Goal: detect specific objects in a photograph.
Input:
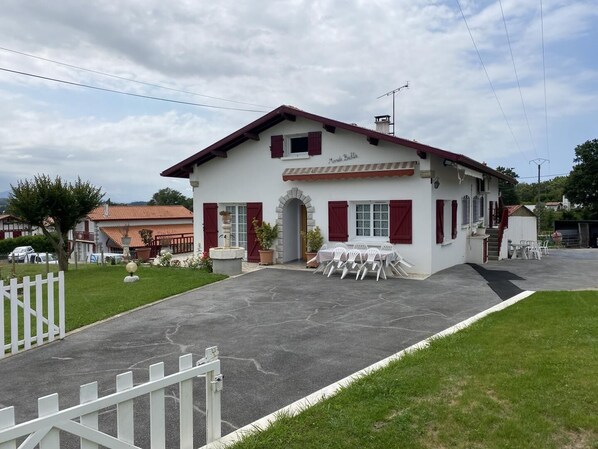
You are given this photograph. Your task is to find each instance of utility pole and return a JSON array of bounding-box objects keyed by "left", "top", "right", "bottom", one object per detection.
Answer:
[
  {"left": 529, "top": 158, "right": 549, "bottom": 233},
  {"left": 377, "top": 83, "right": 409, "bottom": 135}
]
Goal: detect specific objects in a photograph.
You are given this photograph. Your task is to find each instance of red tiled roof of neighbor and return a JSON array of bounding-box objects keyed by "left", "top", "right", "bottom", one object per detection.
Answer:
[
  {"left": 101, "top": 224, "right": 193, "bottom": 248},
  {"left": 88, "top": 205, "right": 192, "bottom": 221}
]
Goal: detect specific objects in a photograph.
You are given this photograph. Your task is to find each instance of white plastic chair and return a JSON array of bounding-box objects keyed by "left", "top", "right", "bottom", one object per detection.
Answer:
[
  {"left": 309, "top": 244, "right": 328, "bottom": 274},
  {"left": 352, "top": 241, "right": 368, "bottom": 250},
  {"left": 388, "top": 252, "right": 412, "bottom": 277},
  {"left": 325, "top": 247, "right": 347, "bottom": 277},
  {"left": 380, "top": 243, "right": 394, "bottom": 251},
  {"left": 540, "top": 240, "right": 549, "bottom": 255},
  {"left": 332, "top": 242, "right": 349, "bottom": 249},
  {"left": 341, "top": 249, "right": 364, "bottom": 279},
  {"left": 527, "top": 241, "right": 542, "bottom": 260},
  {"left": 358, "top": 248, "right": 386, "bottom": 281}
]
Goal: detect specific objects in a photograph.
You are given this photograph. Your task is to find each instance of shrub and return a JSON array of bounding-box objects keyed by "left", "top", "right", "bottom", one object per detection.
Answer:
[{"left": 0, "top": 234, "right": 57, "bottom": 255}]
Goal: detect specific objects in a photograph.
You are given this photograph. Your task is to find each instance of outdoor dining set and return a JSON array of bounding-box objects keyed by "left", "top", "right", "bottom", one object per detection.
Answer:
[
  {"left": 307, "top": 242, "right": 413, "bottom": 281},
  {"left": 509, "top": 240, "right": 549, "bottom": 260}
]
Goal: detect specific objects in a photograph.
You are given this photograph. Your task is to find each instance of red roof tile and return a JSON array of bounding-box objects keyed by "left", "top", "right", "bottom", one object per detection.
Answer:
[{"left": 89, "top": 205, "right": 192, "bottom": 222}]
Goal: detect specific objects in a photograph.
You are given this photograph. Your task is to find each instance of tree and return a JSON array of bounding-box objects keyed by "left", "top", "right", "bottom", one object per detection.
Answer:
[
  {"left": 148, "top": 188, "right": 192, "bottom": 211},
  {"left": 495, "top": 166, "right": 519, "bottom": 205},
  {"left": 7, "top": 175, "right": 104, "bottom": 271},
  {"left": 565, "top": 139, "right": 598, "bottom": 217}
]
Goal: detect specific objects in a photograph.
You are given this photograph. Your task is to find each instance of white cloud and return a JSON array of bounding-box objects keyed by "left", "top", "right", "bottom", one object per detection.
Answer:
[{"left": 0, "top": 0, "right": 596, "bottom": 199}]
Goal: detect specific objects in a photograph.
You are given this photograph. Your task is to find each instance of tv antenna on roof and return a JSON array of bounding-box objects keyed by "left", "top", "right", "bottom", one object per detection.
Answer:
[{"left": 377, "top": 82, "right": 409, "bottom": 135}]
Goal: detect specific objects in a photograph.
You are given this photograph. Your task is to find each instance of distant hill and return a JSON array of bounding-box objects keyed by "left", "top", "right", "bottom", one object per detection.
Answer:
[{"left": 0, "top": 190, "right": 9, "bottom": 199}]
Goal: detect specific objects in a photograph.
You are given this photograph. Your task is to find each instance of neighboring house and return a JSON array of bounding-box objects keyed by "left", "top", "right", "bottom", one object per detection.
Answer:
[
  {"left": 0, "top": 214, "right": 35, "bottom": 240},
  {"left": 501, "top": 205, "right": 538, "bottom": 255},
  {"left": 545, "top": 201, "right": 564, "bottom": 211},
  {"left": 161, "top": 105, "right": 515, "bottom": 276},
  {"left": 70, "top": 205, "right": 194, "bottom": 261}
]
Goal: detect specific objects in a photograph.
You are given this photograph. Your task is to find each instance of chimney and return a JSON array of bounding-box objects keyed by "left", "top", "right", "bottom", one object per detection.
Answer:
[
  {"left": 375, "top": 115, "right": 391, "bottom": 134},
  {"left": 103, "top": 203, "right": 109, "bottom": 217}
]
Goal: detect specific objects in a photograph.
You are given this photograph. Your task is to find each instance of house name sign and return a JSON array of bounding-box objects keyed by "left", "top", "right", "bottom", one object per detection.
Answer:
[{"left": 328, "top": 152, "right": 358, "bottom": 164}]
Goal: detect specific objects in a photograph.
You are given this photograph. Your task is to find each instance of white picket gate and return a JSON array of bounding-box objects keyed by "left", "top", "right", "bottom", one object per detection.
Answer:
[
  {"left": 0, "top": 348, "right": 223, "bottom": 449},
  {"left": 1, "top": 272, "right": 65, "bottom": 358}
]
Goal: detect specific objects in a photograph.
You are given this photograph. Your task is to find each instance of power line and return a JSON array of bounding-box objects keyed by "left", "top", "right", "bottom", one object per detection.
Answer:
[
  {"left": 0, "top": 45, "right": 272, "bottom": 109},
  {"left": 454, "top": 0, "right": 531, "bottom": 164},
  {"left": 519, "top": 172, "right": 568, "bottom": 179},
  {"left": 498, "top": 0, "right": 538, "bottom": 158},
  {"left": 540, "top": 0, "right": 550, "bottom": 160},
  {"left": 0, "top": 66, "right": 267, "bottom": 113}
]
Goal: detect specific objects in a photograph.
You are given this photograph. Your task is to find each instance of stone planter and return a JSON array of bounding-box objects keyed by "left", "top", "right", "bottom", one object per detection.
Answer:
[{"left": 475, "top": 227, "right": 486, "bottom": 236}]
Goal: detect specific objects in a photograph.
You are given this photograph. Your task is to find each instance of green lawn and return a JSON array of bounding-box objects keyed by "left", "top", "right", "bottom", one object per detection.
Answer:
[
  {"left": 229, "top": 291, "right": 598, "bottom": 449},
  {"left": 2, "top": 263, "right": 226, "bottom": 344}
]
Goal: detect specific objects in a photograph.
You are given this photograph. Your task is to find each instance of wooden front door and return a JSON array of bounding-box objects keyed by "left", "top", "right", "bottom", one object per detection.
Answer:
[{"left": 301, "top": 204, "right": 307, "bottom": 261}]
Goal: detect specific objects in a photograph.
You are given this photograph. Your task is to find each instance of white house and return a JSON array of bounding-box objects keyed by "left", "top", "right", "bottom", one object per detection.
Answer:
[
  {"left": 501, "top": 205, "right": 538, "bottom": 255},
  {"left": 162, "top": 106, "right": 515, "bottom": 276}
]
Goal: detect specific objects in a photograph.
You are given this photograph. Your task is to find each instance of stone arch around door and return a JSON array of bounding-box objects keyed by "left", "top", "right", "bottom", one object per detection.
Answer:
[{"left": 276, "top": 187, "right": 314, "bottom": 263}]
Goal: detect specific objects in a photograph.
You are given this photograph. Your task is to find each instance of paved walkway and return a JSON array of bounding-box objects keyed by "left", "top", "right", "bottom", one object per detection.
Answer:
[{"left": 1, "top": 248, "right": 596, "bottom": 447}]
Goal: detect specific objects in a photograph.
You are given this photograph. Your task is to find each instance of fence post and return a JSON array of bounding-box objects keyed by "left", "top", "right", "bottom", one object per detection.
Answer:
[
  {"left": 35, "top": 274, "right": 43, "bottom": 346},
  {"left": 0, "top": 281, "right": 5, "bottom": 359},
  {"left": 149, "top": 362, "right": 166, "bottom": 449},
  {"left": 23, "top": 276, "right": 31, "bottom": 350},
  {"left": 47, "top": 273, "right": 55, "bottom": 342},
  {"left": 0, "top": 406, "right": 16, "bottom": 449},
  {"left": 58, "top": 271, "right": 65, "bottom": 339},
  {"left": 80, "top": 382, "right": 99, "bottom": 449},
  {"left": 116, "top": 372, "right": 134, "bottom": 444},
  {"left": 204, "top": 347, "right": 222, "bottom": 444},
  {"left": 179, "top": 354, "right": 194, "bottom": 449},
  {"left": 38, "top": 394, "right": 60, "bottom": 448},
  {"left": 9, "top": 278, "right": 18, "bottom": 355}
]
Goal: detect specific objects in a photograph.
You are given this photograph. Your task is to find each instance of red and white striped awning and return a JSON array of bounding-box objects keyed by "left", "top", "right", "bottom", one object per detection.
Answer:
[{"left": 282, "top": 161, "right": 417, "bottom": 182}]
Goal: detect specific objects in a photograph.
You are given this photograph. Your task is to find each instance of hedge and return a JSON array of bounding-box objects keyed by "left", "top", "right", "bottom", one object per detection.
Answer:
[{"left": 0, "top": 234, "right": 57, "bottom": 255}]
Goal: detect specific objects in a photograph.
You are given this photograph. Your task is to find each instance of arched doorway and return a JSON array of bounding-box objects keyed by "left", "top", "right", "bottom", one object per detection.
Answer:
[{"left": 276, "top": 187, "right": 314, "bottom": 263}]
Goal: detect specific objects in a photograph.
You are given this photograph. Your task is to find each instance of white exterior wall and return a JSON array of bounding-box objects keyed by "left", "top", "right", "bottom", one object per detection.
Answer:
[{"left": 189, "top": 117, "right": 500, "bottom": 276}]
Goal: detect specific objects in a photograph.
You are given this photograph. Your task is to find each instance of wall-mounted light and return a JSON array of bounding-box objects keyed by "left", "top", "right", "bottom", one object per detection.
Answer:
[
  {"left": 443, "top": 159, "right": 456, "bottom": 167},
  {"left": 431, "top": 176, "right": 440, "bottom": 189}
]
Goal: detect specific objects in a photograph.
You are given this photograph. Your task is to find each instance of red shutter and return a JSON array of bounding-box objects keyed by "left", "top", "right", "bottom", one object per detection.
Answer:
[
  {"left": 246, "top": 202, "right": 263, "bottom": 262},
  {"left": 389, "top": 200, "right": 412, "bottom": 244},
  {"left": 0, "top": 231, "right": 5, "bottom": 240},
  {"left": 451, "top": 200, "right": 458, "bottom": 239},
  {"left": 13, "top": 230, "right": 22, "bottom": 238},
  {"left": 328, "top": 201, "right": 348, "bottom": 242},
  {"left": 436, "top": 200, "right": 444, "bottom": 244},
  {"left": 270, "top": 135, "right": 283, "bottom": 158},
  {"left": 307, "top": 131, "right": 322, "bottom": 155},
  {"left": 203, "top": 203, "right": 218, "bottom": 251}
]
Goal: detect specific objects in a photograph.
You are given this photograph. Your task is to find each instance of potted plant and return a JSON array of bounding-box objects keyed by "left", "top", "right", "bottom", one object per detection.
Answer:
[
  {"left": 137, "top": 228, "right": 153, "bottom": 262},
  {"left": 252, "top": 218, "right": 279, "bottom": 265},
  {"left": 475, "top": 222, "right": 486, "bottom": 236},
  {"left": 303, "top": 226, "right": 324, "bottom": 268}
]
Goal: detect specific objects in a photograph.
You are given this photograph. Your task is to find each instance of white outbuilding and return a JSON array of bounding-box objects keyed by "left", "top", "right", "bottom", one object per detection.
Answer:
[{"left": 162, "top": 106, "right": 515, "bottom": 277}]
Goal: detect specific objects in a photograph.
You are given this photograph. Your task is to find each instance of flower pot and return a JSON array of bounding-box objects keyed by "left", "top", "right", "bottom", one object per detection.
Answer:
[
  {"left": 475, "top": 227, "right": 486, "bottom": 236},
  {"left": 258, "top": 249, "right": 274, "bottom": 265},
  {"left": 136, "top": 246, "right": 151, "bottom": 262},
  {"left": 305, "top": 251, "right": 319, "bottom": 268}
]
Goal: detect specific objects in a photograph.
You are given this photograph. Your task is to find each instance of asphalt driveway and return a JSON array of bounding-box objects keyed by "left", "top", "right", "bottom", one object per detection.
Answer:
[{"left": 1, "top": 248, "right": 596, "bottom": 447}]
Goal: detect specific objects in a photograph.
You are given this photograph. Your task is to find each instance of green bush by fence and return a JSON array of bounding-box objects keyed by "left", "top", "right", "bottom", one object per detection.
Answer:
[{"left": 0, "top": 234, "right": 57, "bottom": 255}]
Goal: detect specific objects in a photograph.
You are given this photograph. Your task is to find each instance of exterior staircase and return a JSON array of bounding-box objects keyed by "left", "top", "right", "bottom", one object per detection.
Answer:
[{"left": 487, "top": 227, "right": 500, "bottom": 260}]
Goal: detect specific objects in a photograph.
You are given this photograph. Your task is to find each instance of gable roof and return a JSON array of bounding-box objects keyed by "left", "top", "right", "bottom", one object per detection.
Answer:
[
  {"left": 161, "top": 105, "right": 516, "bottom": 183},
  {"left": 506, "top": 205, "right": 536, "bottom": 217},
  {"left": 88, "top": 205, "right": 192, "bottom": 222}
]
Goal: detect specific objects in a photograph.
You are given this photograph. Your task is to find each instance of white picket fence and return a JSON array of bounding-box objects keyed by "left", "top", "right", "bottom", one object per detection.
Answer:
[
  {"left": 0, "top": 348, "right": 223, "bottom": 449},
  {"left": 1, "top": 272, "right": 65, "bottom": 358}
]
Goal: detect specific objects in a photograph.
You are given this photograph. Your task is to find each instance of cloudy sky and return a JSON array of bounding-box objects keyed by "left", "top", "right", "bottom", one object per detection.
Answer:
[{"left": 1, "top": 0, "right": 596, "bottom": 202}]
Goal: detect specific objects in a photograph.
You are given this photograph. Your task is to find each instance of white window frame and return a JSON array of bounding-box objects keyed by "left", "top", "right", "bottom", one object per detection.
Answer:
[
  {"left": 283, "top": 133, "right": 309, "bottom": 158},
  {"left": 461, "top": 195, "right": 471, "bottom": 226},
  {"left": 350, "top": 201, "right": 389, "bottom": 241},
  {"left": 223, "top": 204, "right": 247, "bottom": 249}
]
